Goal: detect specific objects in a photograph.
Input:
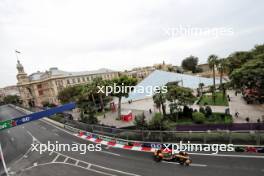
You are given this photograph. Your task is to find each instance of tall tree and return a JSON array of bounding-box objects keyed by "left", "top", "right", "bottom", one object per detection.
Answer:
[
  {"left": 230, "top": 56, "right": 264, "bottom": 98},
  {"left": 81, "top": 84, "right": 97, "bottom": 107},
  {"left": 208, "top": 54, "right": 218, "bottom": 103},
  {"left": 93, "top": 77, "right": 106, "bottom": 112},
  {"left": 153, "top": 91, "right": 167, "bottom": 115},
  {"left": 226, "top": 51, "right": 253, "bottom": 75},
  {"left": 181, "top": 55, "right": 199, "bottom": 73},
  {"left": 58, "top": 85, "right": 82, "bottom": 104},
  {"left": 111, "top": 76, "right": 137, "bottom": 119},
  {"left": 166, "top": 85, "right": 195, "bottom": 120},
  {"left": 209, "top": 85, "right": 216, "bottom": 104},
  {"left": 217, "top": 58, "right": 228, "bottom": 86},
  {"left": 3, "top": 95, "right": 20, "bottom": 105}
]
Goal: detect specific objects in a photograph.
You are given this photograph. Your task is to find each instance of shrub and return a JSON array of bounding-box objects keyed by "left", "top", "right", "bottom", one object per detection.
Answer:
[
  {"left": 199, "top": 107, "right": 206, "bottom": 114},
  {"left": 148, "top": 113, "right": 170, "bottom": 130},
  {"left": 192, "top": 112, "right": 206, "bottom": 124},
  {"left": 205, "top": 106, "right": 212, "bottom": 117},
  {"left": 134, "top": 113, "right": 147, "bottom": 130},
  {"left": 183, "top": 106, "right": 193, "bottom": 118}
]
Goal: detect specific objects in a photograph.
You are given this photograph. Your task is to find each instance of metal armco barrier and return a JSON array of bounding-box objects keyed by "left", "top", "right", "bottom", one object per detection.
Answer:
[{"left": 76, "top": 131, "right": 264, "bottom": 154}]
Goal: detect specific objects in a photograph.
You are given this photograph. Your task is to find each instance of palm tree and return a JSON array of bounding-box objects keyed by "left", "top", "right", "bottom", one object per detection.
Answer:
[
  {"left": 209, "top": 85, "right": 216, "bottom": 105},
  {"left": 81, "top": 84, "right": 96, "bottom": 106},
  {"left": 111, "top": 76, "right": 137, "bottom": 119},
  {"left": 219, "top": 83, "right": 227, "bottom": 99},
  {"left": 217, "top": 58, "right": 227, "bottom": 87},
  {"left": 208, "top": 54, "right": 219, "bottom": 103},
  {"left": 93, "top": 77, "right": 106, "bottom": 112},
  {"left": 208, "top": 55, "right": 219, "bottom": 88},
  {"left": 217, "top": 58, "right": 228, "bottom": 99}
]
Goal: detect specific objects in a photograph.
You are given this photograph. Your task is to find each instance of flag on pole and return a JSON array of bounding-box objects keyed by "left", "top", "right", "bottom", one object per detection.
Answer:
[{"left": 15, "top": 50, "right": 21, "bottom": 54}]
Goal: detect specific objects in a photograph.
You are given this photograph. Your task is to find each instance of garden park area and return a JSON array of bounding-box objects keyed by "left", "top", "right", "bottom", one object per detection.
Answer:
[{"left": 198, "top": 92, "right": 229, "bottom": 106}]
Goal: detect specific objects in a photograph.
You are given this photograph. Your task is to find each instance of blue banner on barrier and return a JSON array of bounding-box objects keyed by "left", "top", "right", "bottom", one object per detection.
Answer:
[{"left": 14, "top": 103, "right": 76, "bottom": 126}]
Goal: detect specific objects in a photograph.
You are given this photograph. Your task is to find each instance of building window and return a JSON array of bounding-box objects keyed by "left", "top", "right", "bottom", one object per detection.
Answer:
[
  {"left": 82, "top": 77, "right": 85, "bottom": 82},
  {"left": 67, "top": 80, "right": 70, "bottom": 84},
  {"left": 77, "top": 78, "right": 80, "bottom": 83},
  {"left": 37, "top": 84, "right": 42, "bottom": 89},
  {"left": 38, "top": 90, "right": 43, "bottom": 96},
  {"left": 72, "top": 78, "right": 76, "bottom": 84}
]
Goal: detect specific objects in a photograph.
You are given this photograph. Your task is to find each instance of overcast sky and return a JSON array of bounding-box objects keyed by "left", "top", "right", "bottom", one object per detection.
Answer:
[{"left": 0, "top": 0, "right": 264, "bottom": 87}]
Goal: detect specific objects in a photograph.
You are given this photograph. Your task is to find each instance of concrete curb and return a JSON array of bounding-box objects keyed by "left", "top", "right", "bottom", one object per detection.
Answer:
[{"left": 75, "top": 132, "right": 156, "bottom": 152}]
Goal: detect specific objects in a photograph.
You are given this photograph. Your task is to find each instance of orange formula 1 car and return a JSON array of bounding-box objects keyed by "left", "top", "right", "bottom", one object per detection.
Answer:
[{"left": 153, "top": 150, "right": 192, "bottom": 166}]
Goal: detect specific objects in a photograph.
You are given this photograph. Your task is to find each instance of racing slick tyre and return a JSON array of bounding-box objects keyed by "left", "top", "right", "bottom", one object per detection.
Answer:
[
  {"left": 185, "top": 159, "right": 191, "bottom": 166},
  {"left": 153, "top": 156, "right": 162, "bottom": 162}
]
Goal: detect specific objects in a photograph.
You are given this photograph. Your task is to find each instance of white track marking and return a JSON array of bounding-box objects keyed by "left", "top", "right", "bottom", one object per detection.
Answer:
[
  {"left": 26, "top": 130, "right": 40, "bottom": 143},
  {"left": 63, "top": 157, "right": 69, "bottom": 163},
  {"left": 75, "top": 160, "right": 79, "bottom": 166},
  {"left": 23, "top": 162, "right": 116, "bottom": 176},
  {"left": 189, "top": 152, "right": 264, "bottom": 159},
  {"left": 14, "top": 131, "right": 37, "bottom": 164},
  {"left": 52, "top": 154, "right": 60, "bottom": 163},
  {"left": 0, "top": 143, "right": 10, "bottom": 176},
  {"left": 72, "top": 141, "right": 121, "bottom": 157},
  {"left": 23, "top": 130, "right": 140, "bottom": 176},
  {"left": 73, "top": 141, "right": 121, "bottom": 156},
  {"left": 99, "top": 150, "right": 121, "bottom": 157},
  {"left": 190, "top": 163, "right": 208, "bottom": 167},
  {"left": 87, "top": 163, "right": 92, "bottom": 169},
  {"left": 162, "top": 161, "right": 207, "bottom": 167}
]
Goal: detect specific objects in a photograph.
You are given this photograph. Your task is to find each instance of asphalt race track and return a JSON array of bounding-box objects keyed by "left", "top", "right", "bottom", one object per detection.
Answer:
[{"left": 0, "top": 105, "right": 263, "bottom": 176}]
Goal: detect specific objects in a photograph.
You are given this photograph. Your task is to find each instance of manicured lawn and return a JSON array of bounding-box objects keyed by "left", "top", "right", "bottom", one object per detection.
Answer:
[
  {"left": 199, "top": 92, "right": 229, "bottom": 106},
  {"left": 206, "top": 113, "right": 233, "bottom": 124}
]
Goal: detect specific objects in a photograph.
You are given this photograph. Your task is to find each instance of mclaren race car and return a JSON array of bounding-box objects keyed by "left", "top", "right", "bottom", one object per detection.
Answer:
[{"left": 153, "top": 150, "right": 192, "bottom": 166}]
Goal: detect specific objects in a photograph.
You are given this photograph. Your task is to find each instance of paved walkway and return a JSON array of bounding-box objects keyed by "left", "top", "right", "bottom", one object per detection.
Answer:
[
  {"left": 98, "top": 90, "right": 264, "bottom": 127},
  {"left": 228, "top": 90, "right": 264, "bottom": 123},
  {"left": 97, "top": 109, "right": 153, "bottom": 128},
  {"left": 122, "top": 97, "right": 228, "bottom": 113}
]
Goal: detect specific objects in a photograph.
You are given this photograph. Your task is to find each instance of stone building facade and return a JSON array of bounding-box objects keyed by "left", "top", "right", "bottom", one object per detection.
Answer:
[{"left": 16, "top": 60, "right": 119, "bottom": 107}]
